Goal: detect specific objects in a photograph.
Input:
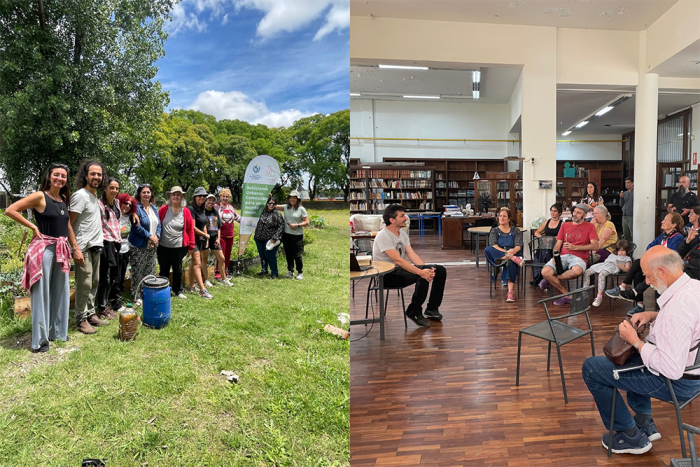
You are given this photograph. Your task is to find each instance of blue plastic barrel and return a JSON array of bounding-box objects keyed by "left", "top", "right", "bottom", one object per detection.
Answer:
[{"left": 142, "top": 277, "right": 171, "bottom": 328}]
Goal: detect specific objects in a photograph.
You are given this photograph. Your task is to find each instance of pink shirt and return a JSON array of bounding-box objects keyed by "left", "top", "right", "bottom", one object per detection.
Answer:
[
  {"left": 640, "top": 273, "right": 700, "bottom": 379},
  {"left": 21, "top": 235, "right": 71, "bottom": 292}
]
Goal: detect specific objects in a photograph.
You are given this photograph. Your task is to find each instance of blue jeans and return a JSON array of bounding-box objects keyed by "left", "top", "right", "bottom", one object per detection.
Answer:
[
  {"left": 484, "top": 246, "right": 520, "bottom": 283},
  {"left": 582, "top": 355, "right": 700, "bottom": 431},
  {"left": 255, "top": 239, "right": 280, "bottom": 276}
]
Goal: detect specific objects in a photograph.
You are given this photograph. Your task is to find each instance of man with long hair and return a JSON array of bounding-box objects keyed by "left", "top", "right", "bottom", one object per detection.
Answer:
[{"left": 69, "top": 159, "right": 109, "bottom": 334}]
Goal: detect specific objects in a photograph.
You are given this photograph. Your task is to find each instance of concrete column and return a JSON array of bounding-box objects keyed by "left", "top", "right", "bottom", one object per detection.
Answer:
[
  {"left": 520, "top": 28, "right": 558, "bottom": 243},
  {"left": 633, "top": 36, "right": 659, "bottom": 251}
]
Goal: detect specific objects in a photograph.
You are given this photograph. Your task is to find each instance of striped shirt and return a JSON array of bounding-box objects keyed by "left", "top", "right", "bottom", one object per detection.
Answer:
[{"left": 641, "top": 273, "right": 700, "bottom": 379}]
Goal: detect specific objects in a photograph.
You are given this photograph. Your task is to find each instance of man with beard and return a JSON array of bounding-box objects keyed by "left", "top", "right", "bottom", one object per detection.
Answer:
[
  {"left": 540, "top": 204, "right": 599, "bottom": 305},
  {"left": 69, "top": 160, "right": 109, "bottom": 334},
  {"left": 582, "top": 246, "right": 700, "bottom": 455},
  {"left": 667, "top": 175, "right": 699, "bottom": 225}
]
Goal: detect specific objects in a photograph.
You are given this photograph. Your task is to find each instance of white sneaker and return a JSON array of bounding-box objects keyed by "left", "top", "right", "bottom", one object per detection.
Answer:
[
  {"left": 592, "top": 296, "right": 603, "bottom": 307},
  {"left": 204, "top": 280, "right": 214, "bottom": 288},
  {"left": 222, "top": 278, "right": 233, "bottom": 287},
  {"left": 285, "top": 271, "right": 295, "bottom": 279},
  {"left": 134, "top": 299, "right": 142, "bottom": 308},
  {"left": 177, "top": 293, "right": 187, "bottom": 299},
  {"left": 295, "top": 273, "right": 303, "bottom": 281}
]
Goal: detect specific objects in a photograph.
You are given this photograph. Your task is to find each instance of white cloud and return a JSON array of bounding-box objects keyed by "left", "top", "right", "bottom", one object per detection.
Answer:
[
  {"left": 168, "top": 3, "right": 208, "bottom": 35},
  {"left": 189, "top": 90, "right": 315, "bottom": 128},
  {"left": 236, "top": 0, "right": 349, "bottom": 39}
]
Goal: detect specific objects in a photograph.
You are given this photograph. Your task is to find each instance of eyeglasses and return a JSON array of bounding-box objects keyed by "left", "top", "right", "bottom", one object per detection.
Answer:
[
  {"left": 267, "top": 202, "right": 277, "bottom": 206},
  {"left": 138, "top": 184, "right": 151, "bottom": 190}
]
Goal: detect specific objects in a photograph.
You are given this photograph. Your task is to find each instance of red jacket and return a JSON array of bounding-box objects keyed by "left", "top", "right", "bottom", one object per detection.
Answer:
[{"left": 158, "top": 205, "right": 195, "bottom": 250}]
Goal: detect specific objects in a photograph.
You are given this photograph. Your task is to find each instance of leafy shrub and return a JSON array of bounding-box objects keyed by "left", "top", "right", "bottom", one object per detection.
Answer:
[
  {"left": 303, "top": 230, "right": 316, "bottom": 246},
  {"left": 309, "top": 215, "right": 329, "bottom": 229}
]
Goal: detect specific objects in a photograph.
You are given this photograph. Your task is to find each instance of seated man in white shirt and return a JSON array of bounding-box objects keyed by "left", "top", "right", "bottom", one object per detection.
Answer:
[
  {"left": 581, "top": 246, "right": 700, "bottom": 455},
  {"left": 372, "top": 204, "right": 447, "bottom": 327}
]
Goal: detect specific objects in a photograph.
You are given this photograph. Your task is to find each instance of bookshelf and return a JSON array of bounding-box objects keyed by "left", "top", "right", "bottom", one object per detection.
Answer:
[
  {"left": 349, "top": 164, "right": 435, "bottom": 214},
  {"left": 555, "top": 178, "right": 589, "bottom": 208},
  {"left": 555, "top": 161, "right": 624, "bottom": 203}
]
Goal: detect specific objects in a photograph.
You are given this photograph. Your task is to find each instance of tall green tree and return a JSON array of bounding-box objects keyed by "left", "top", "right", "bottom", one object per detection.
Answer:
[
  {"left": 289, "top": 109, "right": 350, "bottom": 200},
  {"left": 0, "top": 0, "right": 172, "bottom": 193}
]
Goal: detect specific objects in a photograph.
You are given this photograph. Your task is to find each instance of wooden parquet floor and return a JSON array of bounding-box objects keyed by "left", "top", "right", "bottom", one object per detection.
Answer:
[{"left": 350, "top": 234, "right": 699, "bottom": 466}]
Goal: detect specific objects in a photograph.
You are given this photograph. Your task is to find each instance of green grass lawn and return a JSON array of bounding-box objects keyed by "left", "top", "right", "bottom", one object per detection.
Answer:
[{"left": 0, "top": 210, "right": 350, "bottom": 466}]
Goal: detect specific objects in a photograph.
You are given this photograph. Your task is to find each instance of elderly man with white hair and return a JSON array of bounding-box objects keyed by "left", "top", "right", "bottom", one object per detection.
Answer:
[{"left": 582, "top": 246, "right": 700, "bottom": 455}]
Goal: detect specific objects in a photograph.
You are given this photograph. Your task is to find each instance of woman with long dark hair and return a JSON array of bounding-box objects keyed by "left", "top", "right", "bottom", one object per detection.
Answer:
[
  {"left": 581, "top": 182, "right": 604, "bottom": 221},
  {"left": 128, "top": 183, "right": 161, "bottom": 307},
  {"left": 187, "top": 187, "right": 213, "bottom": 299},
  {"left": 254, "top": 196, "right": 285, "bottom": 279},
  {"left": 277, "top": 190, "right": 308, "bottom": 280},
  {"left": 5, "top": 163, "right": 74, "bottom": 352},
  {"left": 95, "top": 177, "right": 122, "bottom": 320}
]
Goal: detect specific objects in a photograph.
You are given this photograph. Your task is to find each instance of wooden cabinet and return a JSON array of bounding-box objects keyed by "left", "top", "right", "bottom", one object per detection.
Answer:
[
  {"left": 556, "top": 178, "right": 588, "bottom": 208},
  {"left": 442, "top": 217, "right": 464, "bottom": 249}
]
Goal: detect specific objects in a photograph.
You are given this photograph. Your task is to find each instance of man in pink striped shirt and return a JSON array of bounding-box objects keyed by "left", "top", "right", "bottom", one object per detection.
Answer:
[{"left": 582, "top": 246, "right": 700, "bottom": 455}]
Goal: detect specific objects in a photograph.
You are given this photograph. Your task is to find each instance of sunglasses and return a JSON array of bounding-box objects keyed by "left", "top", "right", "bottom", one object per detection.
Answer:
[
  {"left": 138, "top": 184, "right": 152, "bottom": 190},
  {"left": 267, "top": 202, "right": 277, "bottom": 206}
]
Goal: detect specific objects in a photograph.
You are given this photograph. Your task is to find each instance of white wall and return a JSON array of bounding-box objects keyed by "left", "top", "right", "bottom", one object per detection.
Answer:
[
  {"left": 556, "top": 134, "right": 623, "bottom": 161},
  {"left": 693, "top": 104, "right": 700, "bottom": 170},
  {"left": 351, "top": 99, "right": 511, "bottom": 162}
]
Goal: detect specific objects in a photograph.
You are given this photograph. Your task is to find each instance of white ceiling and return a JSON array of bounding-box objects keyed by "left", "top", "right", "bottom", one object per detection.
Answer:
[
  {"left": 351, "top": 0, "right": 679, "bottom": 31},
  {"left": 350, "top": 65, "right": 523, "bottom": 103},
  {"left": 651, "top": 39, "right": 700, "bottom": 78}
]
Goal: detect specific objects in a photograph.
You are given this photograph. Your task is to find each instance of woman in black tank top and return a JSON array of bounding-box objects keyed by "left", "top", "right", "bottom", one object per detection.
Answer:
[
  {"left": 4, "top": 163, "right": 72, "bottom": 352},
  {"left": 535, "top": 203, "right": 564, "bottom": 238}
]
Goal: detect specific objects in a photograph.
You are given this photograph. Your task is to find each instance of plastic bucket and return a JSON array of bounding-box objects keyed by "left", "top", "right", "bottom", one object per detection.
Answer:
[{"left": 142, "top": 276, "right": 171, "bottom": 329}]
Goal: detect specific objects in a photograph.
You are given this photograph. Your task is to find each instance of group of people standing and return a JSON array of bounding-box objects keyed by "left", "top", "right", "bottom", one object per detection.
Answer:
[{"left": 5, "top": 161, "right": 310, "bottom": 352}]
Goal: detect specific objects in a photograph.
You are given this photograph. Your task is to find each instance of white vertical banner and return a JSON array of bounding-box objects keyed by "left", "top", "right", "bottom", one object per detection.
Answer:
[{"left": 238, "top": 155, "right": 280, "bottom": 255}]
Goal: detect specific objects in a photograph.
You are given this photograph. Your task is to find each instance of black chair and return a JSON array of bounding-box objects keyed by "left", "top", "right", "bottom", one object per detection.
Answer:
[
  {"left": 608, "top": 343, "right": 700, "bottom": 458},
  {"left": 516, "top": 285, "right": 595, "bottom": 403},
  {"left": 485, "top": 233, "right": 521, "bottom": 299},
  {"left": 671, "top": 423, "right": 700, "bottom": 467},
  {"left": 520, "top": 236, "right": 556, "bottom": 298},
  {"left": 365, "top": 278, "right": 409, "bottom": 329}
]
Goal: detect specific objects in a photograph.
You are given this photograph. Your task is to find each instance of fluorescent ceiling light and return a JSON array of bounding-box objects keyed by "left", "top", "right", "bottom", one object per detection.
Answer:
[
  {"left": 472, "top": 70, "right": 481, "bottom": 83},
  {"left": 403, "top": 95, "right": 440, "bottom": 99},
  {"left": 575, "top": 121, "right": 589, "bottom": 129},
  {"left": 350, "top": 93, "right": 361, "bottom": 97},
  {"left": 378, "top": 64, "right": 429, "bottom": 70},
  {"left": 595, "top": 106, "right": 614, "bottom": 117},
  {"left": 472, "top": 90, "right": 480, "bottom": 100},
  {"left": 562, "top": 131, "right": 572, "bottom": 136}
]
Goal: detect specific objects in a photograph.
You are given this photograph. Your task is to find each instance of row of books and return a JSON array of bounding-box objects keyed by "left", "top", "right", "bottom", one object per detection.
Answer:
[
  {"left": 369, "top": 180, "right": 432, "bottom": 188},
  {"left": 350, "top": 181, "right": 366, "bottom": 188},
  {"left": 350, "top": 193, "right": 367, "bottom": 200},
  {"left": 368, "top": 191, "right": 433, "bottom": 200}
]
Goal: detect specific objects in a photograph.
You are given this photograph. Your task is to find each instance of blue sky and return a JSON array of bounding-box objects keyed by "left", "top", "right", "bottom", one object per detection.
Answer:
[{"left": 156, "top": 0, "right": 349, "bottom": 128}]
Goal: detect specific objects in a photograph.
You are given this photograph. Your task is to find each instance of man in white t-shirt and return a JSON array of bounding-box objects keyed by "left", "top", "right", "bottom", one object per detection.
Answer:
[
  {"left": 372, "top": 204, "right": 447, "bottom": 327},
  {"left": 69, "top": 160, "right": 108, "bottom": 334}
]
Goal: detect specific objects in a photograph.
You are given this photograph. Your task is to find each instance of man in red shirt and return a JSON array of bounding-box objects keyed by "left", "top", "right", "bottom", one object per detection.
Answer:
[{"left": 541, "top": 204, "right": 599, "bottom": 305}]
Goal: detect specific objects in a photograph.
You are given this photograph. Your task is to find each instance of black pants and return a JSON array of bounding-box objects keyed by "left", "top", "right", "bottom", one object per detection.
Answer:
[
  {"left": 283, "top": 232, "right": 303, "bottom": 274},
  {"left": 382, "top": 265, "right": 447, "bottom": 316},
  {"left": 622, "top": 258, "right": 650, "bottom": 295},
  {"left": 114, "top": 250, "right": 130, "bottom": 309},
  {"left": 96, "top": 245, "right": 120, "bottom": 313},
  {"left": 157, "top": 246, "right": 188, "bottom": 295}
]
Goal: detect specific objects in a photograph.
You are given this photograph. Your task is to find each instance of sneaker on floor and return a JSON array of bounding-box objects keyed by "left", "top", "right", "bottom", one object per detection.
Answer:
[
  {"left": 222, "top": 278, "right": 233, "bottom": 287},
  {"left": 539, "top": 279, "right": 550, "bottom": 291},
  {"left": 96, "top": 310, "right": 112, "bottom": 321},
  {"left": 627, "top": 303, "right": 645, "bottom": 316},
  {"left": 204, "top": 280, "right": 214, "bottom": 288},
  {"left": 133, "top": 299, "right": 142, "bottom": 308},
  {"left": 506, "top": 290, "right": 516, "bottom": 302},
  {"left": 88, "top": 314, "right": 109, "bottom": 327},
  {"left": 637, "top": 419, "right": 661, "bottom": 442},
  {"left": 501, "top": 281, "right": 508, "bottom": 287},
  {"left": 618, "top": 287, "right": 639, "bottom": 303},
  {"left": 199, "top": 289, "right": 213, "bottom": 300},
  {"left": 602, "top": 429, "right": 652, "bottom": 455},
  {"left": 285, "top": 271, "right": 295, "bottom": 279},
  {"left": 177, "top": 293, "right": 187, "bottom": 299},
  {"left": 269, "top": 274, "right": 278, "bottom": 279},
  {"left": 605, "top": 286, "right": 621, "bottom": 299},
  {"left": 592, "top": 296, "right": 603, "bottom": 307},
  {"left": 32, "top": 343, "right": 50, "bottom": 353},
  {"left": 424, "top": 309, "right": 443, "bottom": 320},
  {"left": 511, "top": 256, "right": 523, "bottom": 267},
  {"left": 553, "top": 297, "right": 573, "bottom": 306},
  {"left": 406, "top": 312, "right": 430, "bottom": 327},
  {"left": 256, "top": 271, "right": 268, "bottom": 277},
  {"left": 295, "top": 273, "right": 303, "bottom": 281},
  {"left": 77, "top": 319, "right": 97, "bottom": 334}
]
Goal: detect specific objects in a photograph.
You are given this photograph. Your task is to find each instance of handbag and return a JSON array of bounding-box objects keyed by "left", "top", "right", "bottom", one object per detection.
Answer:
[{"left": 603, "top": 318, "right": 644, "bottom": 365}]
